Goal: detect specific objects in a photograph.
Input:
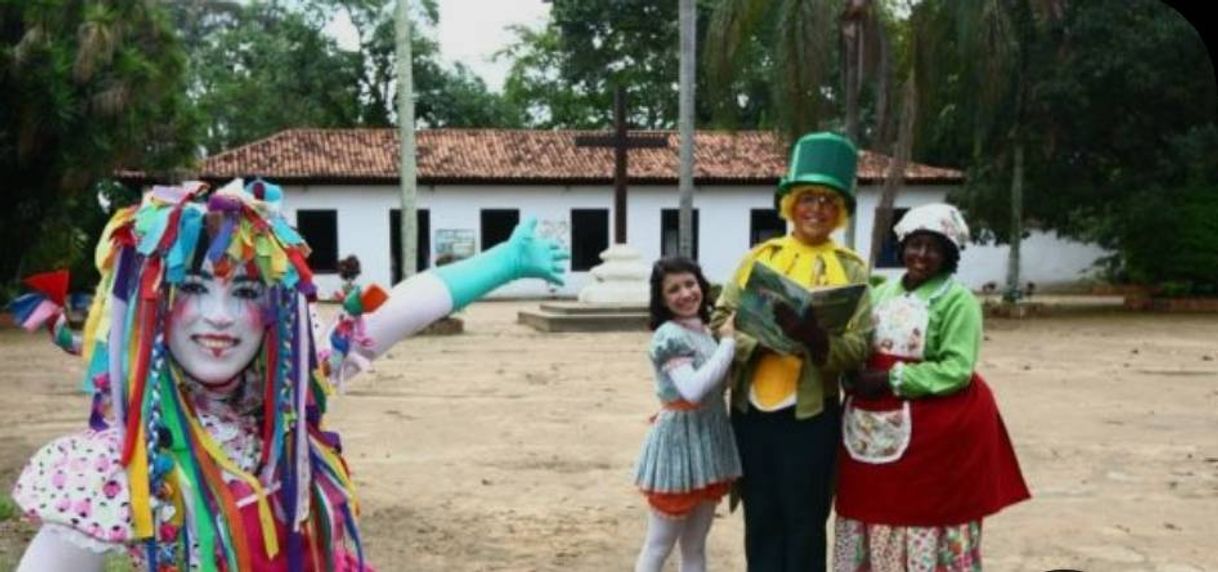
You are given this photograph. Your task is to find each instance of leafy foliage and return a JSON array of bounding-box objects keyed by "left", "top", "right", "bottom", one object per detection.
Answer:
[
  {"left": 500, "top": 0, "right": 771, "bottom": 129},
  {"left": 1, "top": 0, "right": 200, "bottom": 287},
  {"left": 182, "top": 0, "right": 522, "bottom": 155}
]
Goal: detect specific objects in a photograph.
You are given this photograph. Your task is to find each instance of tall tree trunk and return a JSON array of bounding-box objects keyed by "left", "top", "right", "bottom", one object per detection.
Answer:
[
  {"left": 396, "top": 0, "right": 418, "bottom": 278},
  {"left": 1004, "top": 140, "right": 1024, "bottom": 303},
  {"left": 869, "top": 73, "right": 917, "bottom": 268},
  {"left": 841, "top": 0, "right": 866, "bottom": 250},
  {"left": 677, "top": 0, "right": 696, "bottom": 259},
  {"left": 872, "top": 14, "right": 892, "bottom": 150}
]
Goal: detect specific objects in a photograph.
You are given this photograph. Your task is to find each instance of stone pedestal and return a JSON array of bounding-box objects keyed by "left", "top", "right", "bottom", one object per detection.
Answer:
[
  {"left": 577, "top": 243, "right": 651, "bottom": 305},
  {"left": 517, "top": 302, "right": 648, "bottom": 332},
  {"left": 517, "top": 244, "right": 651, "bottom": 332}
]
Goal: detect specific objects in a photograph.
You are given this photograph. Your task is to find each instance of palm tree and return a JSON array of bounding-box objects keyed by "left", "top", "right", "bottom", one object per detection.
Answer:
[
  {"left": 677, "top": 0, "right": 696, "bottom": 259},
  {"left": 930, "top": 0, "right": 1065, "bottom": 302},
  {"left": 705, "top": 0, "right": 895, "bottom": 251},
  {"left": 868, "top": 69, "right": 917, "bottom": 267},
  {"left": 840, "top": 0, "right": 890, "bottom": 250},
  {"left": 867, "top": 1, "right": 953, "bottom": 268},
  {"left": 396, "top": 0, "right": 418, "bottom": 278},
  {"left": 705, "top": 0, "right": 838, "bottom": 143}
]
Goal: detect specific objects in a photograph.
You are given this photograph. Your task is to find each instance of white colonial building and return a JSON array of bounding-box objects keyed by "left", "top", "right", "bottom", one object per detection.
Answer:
[{"left": 184, "top": 128, "right": 1105, "bottom": 298}]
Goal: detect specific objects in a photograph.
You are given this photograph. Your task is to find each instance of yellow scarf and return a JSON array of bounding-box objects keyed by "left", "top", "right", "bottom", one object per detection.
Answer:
[{"left": 737, "top": 235, "right": 851, "bottom": 409}]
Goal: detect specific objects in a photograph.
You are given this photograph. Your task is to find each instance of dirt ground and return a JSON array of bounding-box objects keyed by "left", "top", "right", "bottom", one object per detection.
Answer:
[{"left": 0, "top": 301, "right": 1215, "bottom": 571}]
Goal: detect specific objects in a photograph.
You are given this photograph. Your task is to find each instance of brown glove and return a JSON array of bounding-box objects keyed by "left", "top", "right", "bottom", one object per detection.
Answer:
[
  {"left": 772, "top": 301, "right": 830, "bottom": 366},
  {"left": 844, "top": 369, "right": 892, "bottom": 399}
]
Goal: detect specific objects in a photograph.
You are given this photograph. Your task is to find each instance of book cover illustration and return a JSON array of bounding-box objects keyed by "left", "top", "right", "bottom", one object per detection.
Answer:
[{"left": 735, "top": 262, "right": 867, "bottom": 355}]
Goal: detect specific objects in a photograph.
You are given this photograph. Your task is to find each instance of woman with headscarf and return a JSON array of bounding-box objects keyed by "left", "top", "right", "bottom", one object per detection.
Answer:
[
  {"left": 833, "top": 203, "right": 1030, "bottom": 571},
  {"left": 10, "top": 179, "right": 567, "bottom": 571}
]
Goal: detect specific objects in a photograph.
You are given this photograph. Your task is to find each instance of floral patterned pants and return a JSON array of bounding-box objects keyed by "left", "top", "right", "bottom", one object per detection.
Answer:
[{"left": 833, "top": 517, "right": 983, "bottom": 572}]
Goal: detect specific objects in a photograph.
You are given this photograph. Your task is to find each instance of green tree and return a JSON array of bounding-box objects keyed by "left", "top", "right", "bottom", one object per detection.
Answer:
[
  {"left": 910, "top": 0, "right": 1073, "bottom": 300},
  {"left": 188, "top": 1, "right": 364, "bottom": 154},
  {"left": 500, "top": 0, "right": 770, "bottom": 129},
  {"left": 704, "top": 0, "right": 898, "bottom": 144},
  {"left": 706, "top": 0, "right": 905, "bottom": 252},
  {"left": 1, "top": 0, "right": 200, "bottom": 288},
  {"left": 327, "top": 0, "right": 522, "bottom": 129},
  {"left": 179, "top": 0, "right": 521, "bottom": 154},
  {"left": 923, "top": 0, "right": 1216, "bottom": 292}
]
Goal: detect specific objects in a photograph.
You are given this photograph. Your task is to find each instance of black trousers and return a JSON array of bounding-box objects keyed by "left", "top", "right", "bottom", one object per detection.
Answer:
[{"left": 732, "top": 403, "right": 841, "bottom": 572}]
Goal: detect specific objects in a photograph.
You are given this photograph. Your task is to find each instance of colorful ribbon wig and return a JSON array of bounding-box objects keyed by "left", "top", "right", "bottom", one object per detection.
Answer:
[{"left": 75, "top": 179, "right": 365, "bottom": 572}]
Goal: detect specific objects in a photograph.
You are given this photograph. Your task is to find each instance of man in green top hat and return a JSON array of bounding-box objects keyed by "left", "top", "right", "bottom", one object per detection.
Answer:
[{"left": 712, "top": 132, "right": 873, "bottom": 571}]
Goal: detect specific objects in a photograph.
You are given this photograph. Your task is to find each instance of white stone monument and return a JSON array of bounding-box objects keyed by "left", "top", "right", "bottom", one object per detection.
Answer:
[{"left": 577, "top": 243, "right": 651, "bottom": 305}]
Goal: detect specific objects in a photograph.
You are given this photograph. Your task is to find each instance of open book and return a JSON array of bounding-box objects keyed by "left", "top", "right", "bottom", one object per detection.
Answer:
[{"left": 735, "top": 262, "right": 868, "bottom": 355}]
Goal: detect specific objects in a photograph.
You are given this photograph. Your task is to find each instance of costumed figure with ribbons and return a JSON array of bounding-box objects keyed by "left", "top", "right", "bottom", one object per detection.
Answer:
[
  {"left": 632, "top": 257, "right": 742, "bottom": 572},
  {"left": 9, "top": 179, "right": 568, "bottom": 572},
  {"left": 710, "top": 132, "right": 873, "bottom": 571},
  {"left": 8, "top": 270, "right": 83, "bottom": 356},
  {"left": 832, "top": 203, "right": 1030, "bottom": 571},
  {"left": 336, "top": 255, "right": 362, "bottom": 299}
]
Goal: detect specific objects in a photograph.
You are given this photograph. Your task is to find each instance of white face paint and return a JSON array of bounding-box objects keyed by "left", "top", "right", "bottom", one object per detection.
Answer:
[{"left": 166, "top": 270, "right": 267, "bottom": 393}]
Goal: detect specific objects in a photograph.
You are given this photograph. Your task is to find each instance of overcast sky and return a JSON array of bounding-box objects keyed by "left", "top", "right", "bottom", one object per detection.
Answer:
[{"left": 326, "top": 0, "right": 551, "bottom": 93}]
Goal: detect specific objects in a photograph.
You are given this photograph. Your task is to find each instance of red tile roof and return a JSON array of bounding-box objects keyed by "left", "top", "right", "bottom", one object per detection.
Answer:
[{"left": 194, "top": 128, "right": 962, "bottom": 185}]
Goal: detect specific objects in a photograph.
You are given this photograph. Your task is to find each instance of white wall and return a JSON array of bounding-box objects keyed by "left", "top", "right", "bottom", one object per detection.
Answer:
[
  {"left": 282, "top": 182, "right": 1109, "bottom": 298},
  {"left": 851, "top": 186, "right": 1109, "bottom": 289},
  {"left": 957, "top": 232, "right": 1107, "bottom": 289}
]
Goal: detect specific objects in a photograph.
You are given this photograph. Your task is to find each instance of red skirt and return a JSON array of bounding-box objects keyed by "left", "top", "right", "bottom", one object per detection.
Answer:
[{"left": 835, "top": 354, "right": 1030, "bottom": 527}]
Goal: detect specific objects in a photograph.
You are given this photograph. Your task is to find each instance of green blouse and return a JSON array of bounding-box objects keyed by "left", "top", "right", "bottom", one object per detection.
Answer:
[{"left": 874, "top": 274, "right": 983, "bottom": 398}]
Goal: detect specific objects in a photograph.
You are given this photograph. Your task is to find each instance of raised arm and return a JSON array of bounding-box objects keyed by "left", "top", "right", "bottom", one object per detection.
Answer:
[
  {"left": 342, "top": 217, "right": 568, "bottom": 369},
  {"left": 666, "top": 337, "right": 737, "bottom": 403}
]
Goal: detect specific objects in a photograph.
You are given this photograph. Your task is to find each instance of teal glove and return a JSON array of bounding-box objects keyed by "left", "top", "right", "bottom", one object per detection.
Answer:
[{"left": 434, "top": 217, "right": 570, "bottom": 310}]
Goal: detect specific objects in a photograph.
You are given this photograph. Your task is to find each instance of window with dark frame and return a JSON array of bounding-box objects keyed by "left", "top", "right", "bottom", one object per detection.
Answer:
[
  {"left": 661, "top": 209, "right": 699, "bottom": 260},
  {"left": 570, "top": 209, "right": 609, "bottom": 272},
  {"left": 480, "top": 209, "right": 520, "bottom": 251},
  {"left": 296, "top": 210, "right": 338, "bottom": 273},
  {"left": 749, "top": 208, "right": 786, "bottom": 246},
  {"left": 389, "top": 209, "right": 431, "bottom": 282},
  {"left": 875, "top": 207, "right": 912, "bottom": 269}
]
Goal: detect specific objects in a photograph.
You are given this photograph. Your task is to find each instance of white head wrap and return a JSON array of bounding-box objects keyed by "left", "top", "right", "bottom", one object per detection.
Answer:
[{"left": 893, "top": 203, "right": 970, "bottom": 249}]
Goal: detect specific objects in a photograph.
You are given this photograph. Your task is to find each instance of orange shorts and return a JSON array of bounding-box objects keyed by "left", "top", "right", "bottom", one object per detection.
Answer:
[{"left": 643, "top": 481, "right": 733, "bottom": 518}]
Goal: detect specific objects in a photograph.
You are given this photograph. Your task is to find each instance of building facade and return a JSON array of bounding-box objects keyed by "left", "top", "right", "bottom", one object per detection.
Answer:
[{"left": 189, "top": 129, "right": 1105, "bottom": 298}]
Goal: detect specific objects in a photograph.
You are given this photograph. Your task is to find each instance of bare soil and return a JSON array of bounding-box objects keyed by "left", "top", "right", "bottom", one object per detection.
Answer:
[{"left": 1, "top": 302, "right": 1215, "bottom": 571}]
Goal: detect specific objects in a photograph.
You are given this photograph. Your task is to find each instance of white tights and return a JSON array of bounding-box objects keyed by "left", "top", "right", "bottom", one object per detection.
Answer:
[
  {"left": 17, "top": 526, "right": 105, "bottom": 572},
  {"left": 634, "top": 501, "right": 717, "bottom": 572}
]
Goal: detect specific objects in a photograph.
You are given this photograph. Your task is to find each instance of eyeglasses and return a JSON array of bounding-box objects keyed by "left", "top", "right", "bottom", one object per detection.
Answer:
[{"left": 796, "top": 193, "right": 840, "bottom": 208}]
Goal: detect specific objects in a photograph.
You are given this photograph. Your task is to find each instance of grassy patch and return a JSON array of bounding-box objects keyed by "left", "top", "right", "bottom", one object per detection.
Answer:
[
  {"left": 0, "top": 498, "right": 18, "bottom": 522},
  {"left": 104, "top": 554, "right": 133, "bottom": 571}
]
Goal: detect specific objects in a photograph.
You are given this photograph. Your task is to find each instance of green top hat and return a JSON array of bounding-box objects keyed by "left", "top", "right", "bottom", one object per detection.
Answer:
[{"left": 775, "top": 132, "right": 859, "bottom": 214}]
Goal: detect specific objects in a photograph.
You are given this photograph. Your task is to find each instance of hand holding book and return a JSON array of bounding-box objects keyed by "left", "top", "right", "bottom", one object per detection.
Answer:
[
  {"left": 734, "top": 262, "right": 867, "bottom": 356},
  {"left": 772, "top": 301, "right": 830, "bottom": 365}
]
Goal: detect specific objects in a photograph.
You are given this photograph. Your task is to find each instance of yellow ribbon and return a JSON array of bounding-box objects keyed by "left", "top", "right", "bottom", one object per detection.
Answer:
[
  {"left": 734, "top": 235, "right": 850, "bottom": 289},
  {"left": 309, "top": 435, "right": 360, "bottom": 514},
  {"left": 129, "top": 425, "right": 153, "bottom": 538},
  {"left": 81, "top": 207, "right": 138, "bottom": 363}
]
